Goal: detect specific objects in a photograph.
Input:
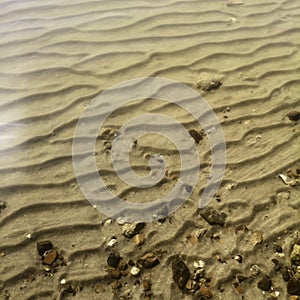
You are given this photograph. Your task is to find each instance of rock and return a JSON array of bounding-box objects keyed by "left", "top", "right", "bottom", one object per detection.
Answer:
[
  {"left": 196, "top": 73, "right": 223, "bottom": 91},
  {"left": 194, "top": 260, "right": 205, "bottom": 269},
  {"left": 281, "top": 266, "right": 291, "bottom": 282},
  {"left": 189, "top": 129, "right": 203, "bottom": 143},
  {"left": 130, "top": 266, "right": 141, "bottom": 276},
  {"left": 0, "top": 201, "right": 6, "bottom": 211},
  {"left": 107, "top": 238, "right": 117, "bottom": 247},
  {"left": 233, "top": 255, "right": 243, "bottom": 263},
  {"left": 106, "top": 267, "right": 122, "bottom": 279},
  {"left": 198, "top": 286, "right": 213, "bottom": 298},
  {"left": 287, "top": 279, "right": 300, "bottom": 296},
  {"left": 287, "top": 111, "right": 300, "bottom": 121},
  {"left": 172, "top": 258, "right": 190, "bottom": 290},
  {"left": 37, "top": 240, "right": 53, "bottom": 256},
  {"left": 107, "top": 253, "right": 121, "bottom": 268},
  {"left": 257, "top": 276, "right": 272, "bottom": 291},
  {"left": 291, "top": 244, "right": 300, "bottom": 266},
  {"left": 118, "top": 260, "right": 128, "bottom": 271},
  {"left": 142, "top": 279, "right": 152, "bottom": 291},
  {"left": 42, "top": 250, "right": 58, "bottom": 265},
  {"left": 274, "top": 245, "right": 283, "bottom": 253},
  {"left": 138, "top": 253, "right": 159, "bottom": 269},
  {"left": 252, "top": 231, "right": 263, "bottom": 245},
  {"left": 235, "top": 224, "right": 249, "bottom": 233},
  {"left": 122, "top": 222, "right": 145, "bottom": 238},
  {"left": 290, "top": 296, "right": 300, "bottom": 300},
  {"left": 134, "top": 234, "right": 145, "bottom": 246},
  {"left": 200, "top": 209, "right": 227, "bottom": 226},
  {"left": 250, "top": 264, "right": 261, "bottom": 276}
]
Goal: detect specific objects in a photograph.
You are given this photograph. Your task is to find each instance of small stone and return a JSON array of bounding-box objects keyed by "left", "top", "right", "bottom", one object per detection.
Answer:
[
  {"left": 60, "top": 279, "right": 66, "bottom": 285},
  {"left": 200, "top": 209, "right": 227, "bottom": 226},
  {"left": 194, "top": 260, "right": 205, "bottom": 269},
  {"left": 138, "top": 253, "right": 159, "bottom": 269},
  {"left": 287, "top": 111, "right": 300, "bottom": 121},
  {"left": 142, "top": 279, "right": 152, "bottom": 291},
  {"left": 111, "top": 280, "right": 121, "bottom": 290},
  {"left": 107, "top": 238, "right": 117, "bottom": 247},
  {"left": 172, "top": 258, "right": 190, "bottom": 290},
  {"left": 252, "top": 231, "right": 263, "bottom": 245},
  {"left": 130, "top": 266, "right": 141, "bottom": 277},
  {"left": 189, "top": 129, "right": 203, "bottom": 143},
  {"left": 290, "top": 296, "right": 300, "bottom": 300},
  {"left": 275, "top": 245, "right": 283, "bottom": 253},
  {"left": 250, "top": 264, "right": 261, "bottom": 276},
  {"left": 291, "top": 244, "right": 300, "bottom": 266},
  {"left": 118, "top": 260, "right": 128, "bottom": 271},
  {"left": 134, "top": 234, "right": 145, "bottom": 246},
  {"left": 37, "top": 241, "right": 53, "bottom": 256},
  {"left": 43, "top": 250, "right": 58, "bottom": 265},
  {"left": 235, "top": 224, "right": 249, "bottom": 233},
  {"left": 287, "top": 279, "right": 300, "bottom": 296},
  {"left": 0, "top": 201, "right": 7, "bottom": 210},
  {"left": 185, "top": 279, "right": 193, "bottom": 290},
  {"left": 198, "top": 286, "right": 213, "bottom": 298},
  {"left": 107, "top": 253, "right": 121, "bottom": 268},
  {"left": 281, "top": 266, "right": 291, "bottom": 282},
  {"left": 26, "top": 234, "right": 32, "bottom": 239},
  {"left": 233, "top": 255, "right": 243, "bottom": 263},
  {"left": 196, "top": 73, "right": 223, "bottom": 91},
  {"left": 106, "top": 267, "right": 122, "bottom": 279},
  {"left": 122, "top": 222, "right": 145, "bottom": 238},
  {"left": 257, "top": 276, "right": 272, "bottom": 291}
]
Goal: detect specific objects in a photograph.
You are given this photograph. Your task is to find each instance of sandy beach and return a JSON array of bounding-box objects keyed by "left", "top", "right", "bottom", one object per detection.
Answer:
[{"left": 0, "top": 0, "right": 300, "bottom": 299}]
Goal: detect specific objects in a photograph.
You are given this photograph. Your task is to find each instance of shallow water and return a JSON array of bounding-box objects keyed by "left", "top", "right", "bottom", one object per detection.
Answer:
[{"left": 0, "top": 0, "right": 300, "bottom": 299}]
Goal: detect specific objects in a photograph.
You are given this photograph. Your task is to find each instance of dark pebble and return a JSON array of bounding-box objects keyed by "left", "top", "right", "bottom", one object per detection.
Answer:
[
  {"left": 189, "top": 129, "right": 203, "bottom": 143},
  {"left": 37, "top": 240, "right": 53, "bottom": 256},
  {"left": 287, "top": 111, "right": 300, "bottom": 121},
  {"left": 281, "top": 266, "right": 291, "bottom": 282},
  {"left": 200, "top": 209, "right": 227, "bottom": 226},
  {"left": 257, "top": 276, "right": 272, "bottom": 291},
  {"left": 42, "top": 249, "right": 58, "bottom": 265},
  {"left": 275, "top": 245, "right": 283, "bottom": 253},
  {"left": 172, "top": 258, "right": 190, "bottom": 290},
  {"left": 107, "top": 253, "right": 121, "bottom": 268},
  {"left": 287, "top": 278, "right": 300, "bottom": 296}
]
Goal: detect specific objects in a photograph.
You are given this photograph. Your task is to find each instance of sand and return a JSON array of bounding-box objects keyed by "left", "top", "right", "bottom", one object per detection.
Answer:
[{"left": 0, "top": 0, "right": 300, "bottom": 299}]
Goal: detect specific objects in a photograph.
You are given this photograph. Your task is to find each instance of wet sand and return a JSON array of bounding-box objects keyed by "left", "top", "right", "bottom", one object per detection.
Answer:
[{"left": 0, "top": 0, "right": 300, "bottom": 299}]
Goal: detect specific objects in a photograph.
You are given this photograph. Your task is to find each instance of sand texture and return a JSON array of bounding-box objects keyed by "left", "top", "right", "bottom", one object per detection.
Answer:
[{"left": 0, "top": 0, "right": 300, "bottom": 299}]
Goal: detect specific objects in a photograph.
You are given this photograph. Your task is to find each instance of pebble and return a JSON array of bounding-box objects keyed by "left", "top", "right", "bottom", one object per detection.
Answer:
[
  {"left": 107, "top": 238, "right": 118, "bottom": 247},
  {"left": 37, "top": 240, "right": 53, "bottom": 256},
  {"left": 142, "top": 279, "right": 152, "bottom": 291},
  {"left": 252, "top": 231, "right": 263, "bottom": 245},
  {"left": 291, "top": 244, "right": 300, "bottom": 266},
  {"left": 250, "top": 264, "right": 261, "bottom": 276},
  {"left": 196, "top": 73, "right": 223, "bottom": 91},
  {"left": 200, "top": 209, "right": 227, "bottom": 226},
  {"left": 287, "top": 111, "right": 300, "bottom": 121},
  {"left": 122, "top": 222, "right": 145, "bottom": 238},
  {"left": 290, "top": 296, "right": 300, "bottom": 300},
  {"left": 194, "top": 260, "right": 205, "bottom": 269},
  {"left": 43, "top": 250, "right": 58, "bottom": 265},
  {"left": 287, "top": 279, "right": 300, "bottom": 296},
  {"left": 0, "top": 201, "right": 7, "bottom": 210},
  {"left": 257, "top": 276, "right": 272, "bottom": 291},
  {"left": 138, "top": 253, "right": 159, "bottom": 269},
  {"left": 106, "top": 267, "right": 122, "bottom": 279},
  {"left": 107, "top": 253, "right": 121, "bottom": 268},
  {"left": 60, "top": 279, "right": 66, "bottom": 285},
  {"left": 172, "top": 258, "right": 190, "bottom": 290},
  {"left": 198, "top": 286, "right": 213, "bottom": 298},
  {"left": 233, "top": 255, "right": 243, "bottom": 263},
  {"left": 130, "top": 266, "right": 141, "bottom": 277},
  {"left": 189, "top": 129, "right": 203, "bottom": 143},
  {"left": 134, "top": 234, "right": 145, "bottom": 246}
]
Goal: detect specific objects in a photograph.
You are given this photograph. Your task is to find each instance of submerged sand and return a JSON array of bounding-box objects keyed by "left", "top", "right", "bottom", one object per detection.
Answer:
[{"left": 0, "top": 0, "right": 300, "bottom": 299}]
